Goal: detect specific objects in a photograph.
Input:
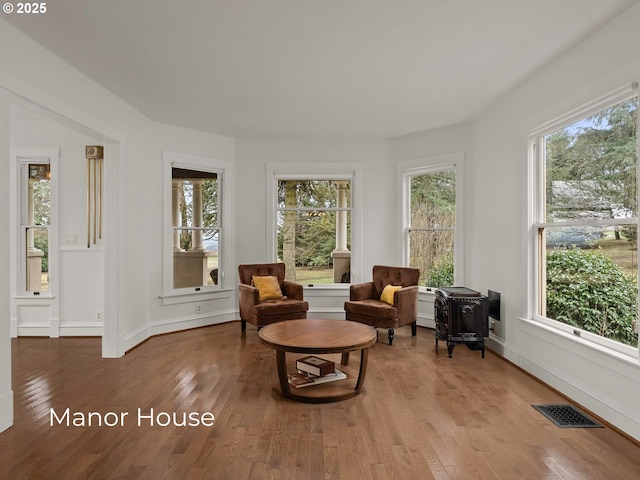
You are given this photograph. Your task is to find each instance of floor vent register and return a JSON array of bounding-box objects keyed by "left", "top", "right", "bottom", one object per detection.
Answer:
[{"left": 532, "top": 404, "right": 603, "bottom": 428}]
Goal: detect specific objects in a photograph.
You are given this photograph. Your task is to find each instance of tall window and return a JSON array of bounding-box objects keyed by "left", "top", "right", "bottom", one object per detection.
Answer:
[
  {"left": 400, "top": 156, "right": 461, "bottom": 289},
  {"left": 22, "top": 162, "right": 51, "bottom": 293},
  {"left": 531, "top": 85, "right": 639, "bottom": 350},
  {"left": 276, "top": 179, "right": 352, "bottom": 284},
  {"left": 408, "top": 169, "right": 455, "bottom": 287},
  {"left": 163, "top": 151, "right": 231, "bottom": 302},
  {"left": 171, "top": 167, "right": 221, "bottom": 290}
]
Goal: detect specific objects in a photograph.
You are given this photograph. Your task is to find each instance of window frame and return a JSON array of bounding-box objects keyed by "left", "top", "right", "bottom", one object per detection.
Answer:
[
  {"left": 266, "top": 162, "right": 363, "bottom": 286},
  {"left": 11, "top": 147, "right": 60, "bottom": 299},
  {"left": 162, "top": 151, "right": 233, "bottom": 304},
  {"left": 527, "top": 82, "right": 639, "bottom": 357},
  {"left": 397, "top": 152, "right": 464, "bottom": 290}
]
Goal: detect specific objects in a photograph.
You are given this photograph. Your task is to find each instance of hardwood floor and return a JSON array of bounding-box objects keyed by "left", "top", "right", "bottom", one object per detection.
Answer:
[{"left": 1, "top": 322, "right": 639, "bottom": 479}]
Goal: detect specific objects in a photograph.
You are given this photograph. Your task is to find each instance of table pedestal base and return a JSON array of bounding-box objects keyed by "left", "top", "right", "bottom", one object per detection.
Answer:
[{"left": 271, "top": 350, "right": 369, "bottom": 403}]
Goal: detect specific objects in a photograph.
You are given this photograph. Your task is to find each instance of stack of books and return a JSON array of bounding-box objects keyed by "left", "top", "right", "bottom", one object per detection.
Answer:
[{"left": 287, "top": 355, "right": 347, "bottom": 388}]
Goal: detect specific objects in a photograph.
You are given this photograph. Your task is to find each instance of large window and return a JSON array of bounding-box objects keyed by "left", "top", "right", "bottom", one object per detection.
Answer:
[
  {"left": 400, "top": 154, "right": 462, "bottom": 289},
  {"left": 267, "top": 163, "right": 361, "bottom": 286},
  {"left": 163, "top": 151, "right": 230, "bottom": 299},
  {"left": 172, "top": 168, "right": 220, "bottom": 289},
  {"left": 530, "top": 84, "right": 639, "bottom": 351},
  {"left": 276, "top": 179, "right": 351, "bottom": 284}
]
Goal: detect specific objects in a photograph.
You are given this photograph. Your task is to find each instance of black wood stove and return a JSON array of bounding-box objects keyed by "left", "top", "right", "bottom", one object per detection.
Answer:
[{"left": 434, "top": 287, "right": 488, "bottom": 358}]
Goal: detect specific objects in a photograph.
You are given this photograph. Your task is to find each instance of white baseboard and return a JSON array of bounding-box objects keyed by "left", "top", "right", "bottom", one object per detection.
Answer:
[
  {"left": 59, "top": 322, "right": 103, "bottom": 336},
  {"left": 12, "top": 321, "right": 102, "bottom": 337},
  {"left": 306, "top": 308, "right": 346, "bottom": 319},
  {"left": 121, "top": 309, "right": 237, "bottom": 353},
  {"left": 13, "top": 324, "right": 50, "bottom": 337},
  {"left": 416, "top": 312, "right": 435, "bottom": 329},
  {"left": 121, "top": 324, "right": 149, "bottom": 353},
  {"left": 150, "top": 309, "right": 237, "bottom": 337},
  {"left": 0, "top": 388, "right": 14, "bottom": 434}
]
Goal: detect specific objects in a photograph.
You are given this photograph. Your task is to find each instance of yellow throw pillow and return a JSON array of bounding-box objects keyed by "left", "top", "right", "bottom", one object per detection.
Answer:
[
  {"left": 252, "top": 275, "right": 284, "bottom": 301},
  {"left": 380, "top": 285, "right": 402, "bottom": 305}
]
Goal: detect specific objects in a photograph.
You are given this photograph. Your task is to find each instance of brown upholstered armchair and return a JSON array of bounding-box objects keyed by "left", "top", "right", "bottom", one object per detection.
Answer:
[
  {"left": 238, "top": 263, "right": 309, "bottom": 331},
  {"left": 344, "top": 265, "right": 420, "bottom": 345}
]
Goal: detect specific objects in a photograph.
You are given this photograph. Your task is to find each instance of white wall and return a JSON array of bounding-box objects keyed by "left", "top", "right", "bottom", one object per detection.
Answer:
[
  {"left": 468, "top": 4, "right": 640, "bottom": 440},
  {"left": 0, "top": 89, "right": 14, "bottom": 433}
]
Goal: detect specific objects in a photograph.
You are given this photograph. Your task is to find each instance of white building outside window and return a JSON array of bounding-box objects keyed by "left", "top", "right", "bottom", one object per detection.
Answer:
[{"left": 528, "top": 83, "right": 639, "bottom": 355}]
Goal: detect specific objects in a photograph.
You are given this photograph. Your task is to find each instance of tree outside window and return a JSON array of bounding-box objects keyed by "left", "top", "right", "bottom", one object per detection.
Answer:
[
  {"left": 535, "top": 94, "right": 639, "bottom": 347},
  {"left": 25, "top": 163, "right": 50, "bottom": 293},
  {"left": 277, "top": 179, "right": 351, "bottom": 284},
  {"left": 407, "top": 169, "right": 456, "bottom": 287}
]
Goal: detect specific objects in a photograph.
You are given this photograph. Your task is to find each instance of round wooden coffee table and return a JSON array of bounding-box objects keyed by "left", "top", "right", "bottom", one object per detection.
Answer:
[{"left": 259, "top": 319, "right": 377, "bottom": 403}]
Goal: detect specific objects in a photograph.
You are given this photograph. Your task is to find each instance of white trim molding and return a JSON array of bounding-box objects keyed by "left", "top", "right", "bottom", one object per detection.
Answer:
[
  {"left": 161, "top": 150, "right": 234, "bottom": 302},
  {"left": 265, "top": 162, "right": 363, "bottom": 284},
  {"left": 10, "top": 147, "right": 61, "bottom": 337},
  {"left": 396, "top": 151, "right": 465, "bottom": 286}
]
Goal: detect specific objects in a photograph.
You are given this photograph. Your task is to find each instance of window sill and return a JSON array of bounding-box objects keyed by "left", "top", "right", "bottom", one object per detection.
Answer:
[
  {"left": 520, "top": 316, "right": 638, "bottom": 363},
  {"left": 14, "top": 294, "right": 56, "bottom": 300},
  {"left": 303, "top": 284, "right": 350, "bottom": 296},
  {"left": 160, "top": 288, "right": 233, "bottom": 306},
  {"left": 303, "top": 284, "right": 350, "bottom": 289}
]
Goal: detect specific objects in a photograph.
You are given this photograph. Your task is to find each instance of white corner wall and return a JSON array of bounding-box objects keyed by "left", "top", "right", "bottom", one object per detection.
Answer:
[{"left": 0, "top": 19, "right": 238, "bottom": 359}]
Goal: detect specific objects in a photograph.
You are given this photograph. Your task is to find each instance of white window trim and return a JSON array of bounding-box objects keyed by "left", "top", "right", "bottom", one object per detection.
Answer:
[
  {"left": 397, "top": 152, "right": 464, "bottom": 291},
  {"left": 161, "top": 150, "right": 234, "bottom": 304},
  {"left": 527, "top": 82, "right": 639, "bottom": 358},
  {"left": 10, "top": 147, "right": 60, "bottom": 299},
  {"left": 266, "top": 162, "right": 363, "bottom": 285}
]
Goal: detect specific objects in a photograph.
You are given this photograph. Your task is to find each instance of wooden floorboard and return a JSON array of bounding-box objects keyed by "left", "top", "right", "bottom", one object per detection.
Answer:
[{"left": 1, "top": 322, "right": 639, "bottom": 479}]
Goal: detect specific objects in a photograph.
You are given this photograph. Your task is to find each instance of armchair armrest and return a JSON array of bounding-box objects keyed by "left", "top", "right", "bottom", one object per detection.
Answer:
[
  {"left": 239, "top": 283, "right": 260, "bottom": 320},
  {"left": 282, "top": 280, "right": 304, "bottom": 301},
  {"left": 349, "top": 282, "right": 376, "bottom": 301},
  {"left": 394, "top": 285, "right": 419, "bottom": 324}
]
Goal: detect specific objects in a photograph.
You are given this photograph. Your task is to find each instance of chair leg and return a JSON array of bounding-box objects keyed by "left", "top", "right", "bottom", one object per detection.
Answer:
[
  {"left": 241, "top": 319, "right": 246, "bottom": 332},
  {"left": 387, "top": 329, "right": 394, "bottom": 345},
  {"left": 411, "top": 321, "right": 417, "bottom": 336}
]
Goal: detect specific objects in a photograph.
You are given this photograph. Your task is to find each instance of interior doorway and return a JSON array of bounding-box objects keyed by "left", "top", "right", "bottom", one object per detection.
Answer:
[{"left": 8, "top": 101, "right": 119, "bottom": 357}]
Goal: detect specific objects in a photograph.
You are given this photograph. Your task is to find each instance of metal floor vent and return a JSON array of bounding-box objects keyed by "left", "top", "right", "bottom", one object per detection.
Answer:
[{"left": 532, "top": 404, "right": 603, "bottom": 428}]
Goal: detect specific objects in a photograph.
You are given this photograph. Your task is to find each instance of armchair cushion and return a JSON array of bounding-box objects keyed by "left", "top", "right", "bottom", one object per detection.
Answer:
[
  {"left": 345, "top": 299, "right": 398, "bottom": 321},
  {"left": 252, "top": 275, "right": 284, "bottom": 301},
  {"left": 254, "top": 297, "right": 308, "bottom": 317},
  {"left": 380, "top": 285, "right": 402, "bottom": 305}
]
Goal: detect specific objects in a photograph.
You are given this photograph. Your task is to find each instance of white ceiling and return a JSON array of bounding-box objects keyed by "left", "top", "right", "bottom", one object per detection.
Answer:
[{"left": 4, "top": 0, "right": 638, "bottom": 139}]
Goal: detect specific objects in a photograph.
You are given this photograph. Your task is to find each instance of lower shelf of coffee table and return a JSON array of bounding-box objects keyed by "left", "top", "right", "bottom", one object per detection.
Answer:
[{"left": 270, "top": 354, "right": 363, "bottom": 403}]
